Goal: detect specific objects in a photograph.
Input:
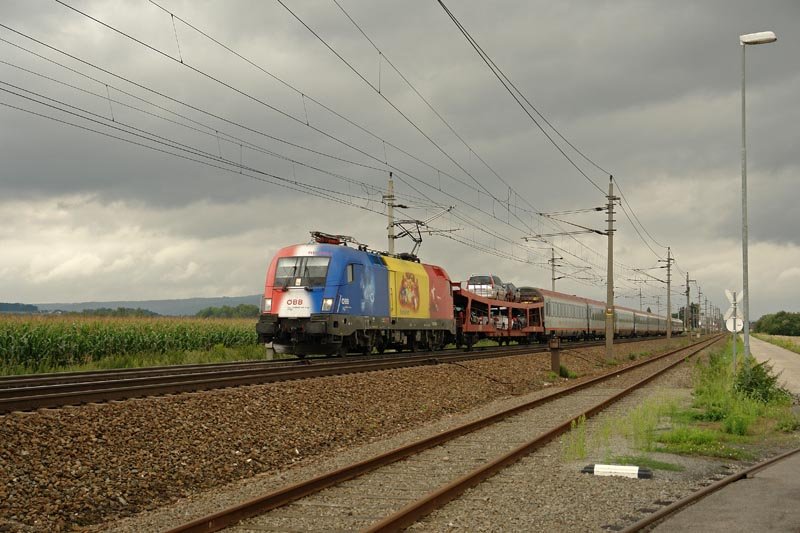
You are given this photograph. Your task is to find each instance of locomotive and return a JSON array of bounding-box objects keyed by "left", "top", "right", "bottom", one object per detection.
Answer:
[
  {"left": 256, "top": 232, "right": 683, "bottom": 356},
  {"left": 256, "top": 232, "right": 455, "bottom": 356}
]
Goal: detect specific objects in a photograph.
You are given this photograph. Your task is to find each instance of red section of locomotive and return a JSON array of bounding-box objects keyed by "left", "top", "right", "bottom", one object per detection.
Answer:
[{"left": 423, "top": 264, "right": 454, "bottom": 320}]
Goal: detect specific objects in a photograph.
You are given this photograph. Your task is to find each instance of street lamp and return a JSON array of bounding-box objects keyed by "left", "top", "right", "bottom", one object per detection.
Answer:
[{"left": 740, "top": 30, "right": 777, "bottom": 360}]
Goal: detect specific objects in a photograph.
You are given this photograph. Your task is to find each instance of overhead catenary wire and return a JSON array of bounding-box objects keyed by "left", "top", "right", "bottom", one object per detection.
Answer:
[
  {"left": 432, "top": 1, "right": 686, "bottom": 274},
  {"left": 144, "top": 2, "right": 666, "bottom": 293},
  {"left": 273, "top": 0, "right": 536, "bottom": 236},
  {"left": 0, "top": 32, "right": 417, "bottom": 196},
  {"left": 0, "top": 57, "right": 437, "bottom": 206},
  {"left": 0, "top": 24, "right": 556, "bottom": 274},
  {"left": 130, "top": 2, "right": 648, "bottom": 284},
  {"left": 615, "top": 179, "right": 669, "bottom": 250},
  {"left": 321, "top": 0, "right": 648, "bottom": 279},
  {"left": 5, "top": 8, "right": 655, "bottom": 293},
  {"left": 330, "top": 0, "right": 527, "bottom": 210},
  {"left": 3, "top": 16, "right": 544, "bottom": 246},
  {"left": 435, "top": 0, "right": 606, "bottom": 196},
  {"left": 1, "top": 30, "right": 567, "bottom": 279},
  {"left": 617, "top": 200, "right": 663, "bottom": 260},
  {"left": 0, "top": 87, "right": 387, "bottom": 210},
  {"left": 142, "top": 0, "right": 489, "bottom": 201},
  {"left": 0, "top": 98, "right": 386, "bottom": 213}
]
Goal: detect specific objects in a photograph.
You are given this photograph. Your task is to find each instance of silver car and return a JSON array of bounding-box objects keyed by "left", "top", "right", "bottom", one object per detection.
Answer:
[{"left": 467, "top": 274, "right": 504, "bottom": 299}]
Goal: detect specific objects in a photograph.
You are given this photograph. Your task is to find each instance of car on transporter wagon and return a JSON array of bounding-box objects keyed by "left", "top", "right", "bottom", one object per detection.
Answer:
[{"left": 466, "top": 274, "right": 505, "bottom": 300}]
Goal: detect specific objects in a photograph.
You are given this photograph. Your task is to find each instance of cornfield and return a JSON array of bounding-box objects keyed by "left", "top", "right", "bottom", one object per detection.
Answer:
[{"left": 0, "top": 315, "right": 258, "bottom": 369}]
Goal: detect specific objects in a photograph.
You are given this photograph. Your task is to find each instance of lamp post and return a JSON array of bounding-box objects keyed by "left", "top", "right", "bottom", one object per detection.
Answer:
[{"left": 739, "top": 30, "right": 777, "bottom": 359}]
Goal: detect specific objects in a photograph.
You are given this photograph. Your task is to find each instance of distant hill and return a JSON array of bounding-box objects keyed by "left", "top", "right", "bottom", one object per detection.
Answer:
[{"left": 36, "top": 295, "right": 261, "bottom": 316}]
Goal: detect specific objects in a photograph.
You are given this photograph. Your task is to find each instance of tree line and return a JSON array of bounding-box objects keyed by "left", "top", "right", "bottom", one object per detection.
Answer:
[
  {"left": 753, "top": 311, "right": 800, "bottom": 336},
  {"left": 0, "top": 303, "right": 39, "bottom": 313},
  {"left": 195, "top": 304, "right": 259, "bottom": 318},
  {"left": 78, "top": 307, "right": 161, "bottom": 317}
]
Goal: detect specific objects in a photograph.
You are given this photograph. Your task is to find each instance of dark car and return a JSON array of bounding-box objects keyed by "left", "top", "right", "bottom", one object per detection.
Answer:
[{"left": 517, "top": 286, "right": 541, "bottom": 303}]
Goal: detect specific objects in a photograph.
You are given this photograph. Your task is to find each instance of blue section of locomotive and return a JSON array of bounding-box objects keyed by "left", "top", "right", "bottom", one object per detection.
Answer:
[{"left": 325, "top": 246, "right": 390, "bottom": 317}]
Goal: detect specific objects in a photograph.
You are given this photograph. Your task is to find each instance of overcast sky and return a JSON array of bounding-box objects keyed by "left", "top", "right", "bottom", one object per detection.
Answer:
[{"left": 1, "top": 0, "right": 797, "bottom": 319}]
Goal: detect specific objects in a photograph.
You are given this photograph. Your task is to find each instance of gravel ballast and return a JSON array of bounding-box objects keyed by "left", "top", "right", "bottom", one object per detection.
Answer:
[{"left": 0, "top": 338, "right": 708, "bottom": 530}]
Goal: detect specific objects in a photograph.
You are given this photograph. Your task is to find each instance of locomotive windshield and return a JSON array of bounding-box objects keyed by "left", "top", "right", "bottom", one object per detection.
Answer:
[{"left": 274, "top": 256, "right": 330, "bottom": 287}]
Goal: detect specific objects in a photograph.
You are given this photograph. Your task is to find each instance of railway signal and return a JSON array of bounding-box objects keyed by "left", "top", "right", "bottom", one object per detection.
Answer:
[{"left": 725, "top": 289, "right": 744, "bottom": 370}]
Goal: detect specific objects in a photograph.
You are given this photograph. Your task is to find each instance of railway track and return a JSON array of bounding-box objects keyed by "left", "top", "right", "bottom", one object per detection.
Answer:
[
  {"left": 620, "top": 446, "right": 800, "bottom": 532},
  {"left": 0, "top": 336, "right": 659, "bottom": 414},
  {"left": 165, "top": 334, "right": 722, "bottom": 533}
]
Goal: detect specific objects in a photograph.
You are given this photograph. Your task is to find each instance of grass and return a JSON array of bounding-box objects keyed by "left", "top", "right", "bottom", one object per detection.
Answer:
[
  {"left": 565, "top": 337, "right": 798, "bottom": 464},
  {"left": 563, "top": 415, "right": 588, "bottom": 461},
  {"left": 656, "top": 426, "right": 753, "bottom": 460},
  {"left": 608, "top": 454, "right": 684, "bottom": 472},
  {"left": 753, "top": 333, "right": 800, "bottom": 355},
  {"left": 627, "top": 350, "right": 653, "bottom": 361}
]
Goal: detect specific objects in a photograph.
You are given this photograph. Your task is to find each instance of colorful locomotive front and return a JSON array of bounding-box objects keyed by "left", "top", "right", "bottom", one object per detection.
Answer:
[{"left": 256, "top": 235, "right": 455, "bottom": 356}]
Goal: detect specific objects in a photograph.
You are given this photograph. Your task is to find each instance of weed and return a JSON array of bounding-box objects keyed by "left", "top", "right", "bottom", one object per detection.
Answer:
[
  {"left": 658, "top": 440, "right": 752, "bottom": 460},
  {"left": 559, "top": 365, "right": 577, "bottom": 379},
  {"left": 609, "top": 455, "right": 684, "bottom": 472},
  {"left": 627, "top": 351, "right": 652, "bottom": 361},
  {"left": 563, "top": 415, "right": 587, "bottom": 461},
  {"left": 721, "top": 396, "right": 759, "bottom": 436},
  {"left": 624, "top": 394, "right": 681, "bottom": 451},
  {"left": 591, "top": 416, "right": 616, "bottom": 459},
  {"left": 658, "top": 426, "right": 718, "bottom": 445},
  {"left": 774, "top": 410, "right": 800, "bottom": 432}
]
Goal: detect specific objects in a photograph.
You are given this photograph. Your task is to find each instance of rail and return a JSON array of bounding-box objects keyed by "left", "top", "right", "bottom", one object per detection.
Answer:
[
  {"left": 0, "top": 336, "right": 661, "bottom": 414},
  {"left": 165, "top": 334, "right": 721, "bottom": 533}
]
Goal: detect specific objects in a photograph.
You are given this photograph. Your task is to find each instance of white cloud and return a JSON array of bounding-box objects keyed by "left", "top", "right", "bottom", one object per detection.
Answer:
[{"left": 777, "top": 267, "right": 800, "bottom": 283}]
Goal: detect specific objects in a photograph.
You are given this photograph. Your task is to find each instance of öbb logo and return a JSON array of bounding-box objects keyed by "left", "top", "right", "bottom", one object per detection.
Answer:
[{"left": 287, "top": 298, "right": 304, "bottom": 306}]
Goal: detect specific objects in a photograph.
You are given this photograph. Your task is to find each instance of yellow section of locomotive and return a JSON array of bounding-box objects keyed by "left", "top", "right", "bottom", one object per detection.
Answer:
[{"left": 383, "top": 256, "right": 430, "bottom": 319}]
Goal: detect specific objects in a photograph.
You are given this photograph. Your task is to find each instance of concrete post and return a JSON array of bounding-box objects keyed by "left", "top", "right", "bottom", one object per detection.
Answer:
[
  {"left": 549, "top": 336, "right": 561, "bottom": 374},
  {"left": 605, "top": 177, "right": 616, "bottom": 361}
]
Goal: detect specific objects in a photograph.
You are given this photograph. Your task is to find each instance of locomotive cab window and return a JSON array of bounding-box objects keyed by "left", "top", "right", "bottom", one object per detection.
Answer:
[
  {"left": 346, "top": 264, "right": 354, "bottom": 284},
  {"left": 274, "top": 256, "right": 330, "bottom": 287}
]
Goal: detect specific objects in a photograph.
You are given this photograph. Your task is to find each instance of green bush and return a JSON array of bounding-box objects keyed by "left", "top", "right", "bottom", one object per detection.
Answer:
[{"left": 735, "top": 359, "right": 791, "bottom": 404}]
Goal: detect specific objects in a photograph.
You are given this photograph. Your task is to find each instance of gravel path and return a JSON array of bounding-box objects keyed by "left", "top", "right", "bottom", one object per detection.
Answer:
[{"left": 0, "top": 338, "right": 691, "bottom": 531}]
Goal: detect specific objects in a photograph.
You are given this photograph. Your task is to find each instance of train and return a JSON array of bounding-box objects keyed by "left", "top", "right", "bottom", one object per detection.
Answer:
[{"left": 256, "top": 232, "right": 684, "bottom": 356}]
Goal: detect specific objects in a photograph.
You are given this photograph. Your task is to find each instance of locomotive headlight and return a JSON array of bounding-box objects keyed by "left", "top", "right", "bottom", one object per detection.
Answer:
[
  {"left": 262, "top": 298, "right": 272, "bottom": 313},
  {"left": 321, "top": 298, "right": 334, "bottom": 312}
]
